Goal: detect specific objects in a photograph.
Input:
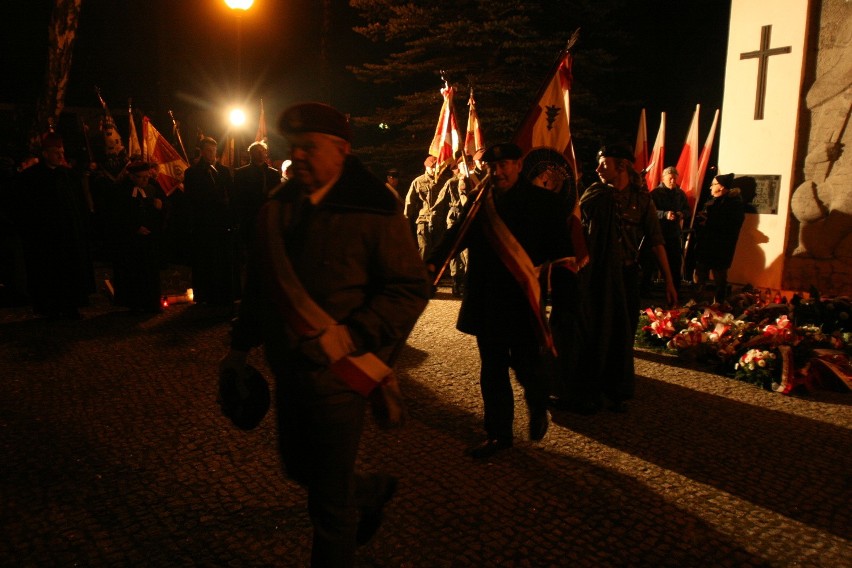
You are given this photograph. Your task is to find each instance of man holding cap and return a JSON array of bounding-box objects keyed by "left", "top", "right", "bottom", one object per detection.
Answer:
[
  {"left": 428, "top": 142, "right": 574, "bottom": 459},
  {"left": 221, "top": 102, "right": 430, "bottom": 566}
]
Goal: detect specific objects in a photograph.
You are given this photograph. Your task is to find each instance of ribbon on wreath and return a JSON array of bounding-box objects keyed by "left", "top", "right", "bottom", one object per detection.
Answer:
[{"left": 257, "top": 199, "right": 392, "bottom": 396}]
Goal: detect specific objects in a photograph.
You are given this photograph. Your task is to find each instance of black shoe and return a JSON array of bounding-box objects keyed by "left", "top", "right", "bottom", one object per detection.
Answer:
[
  {"left": 529, "top": 411, "right": 549, "bottom": 441},
  {"left": 356, "top": 476, "right": 398, "bottom": 546},
  {"left": 465, "top": 438, "right": 512, "bottom": 460}
]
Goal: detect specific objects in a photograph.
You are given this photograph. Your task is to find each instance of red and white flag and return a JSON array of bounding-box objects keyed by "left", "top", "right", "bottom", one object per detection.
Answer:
[
  {"left": 513, "top": 46, "right": 587, "bottom": 270},
  {"left": 464, "top": 89, "right": 483, "bottom": 158},
  {"left": 219, "top": 137, "right": 236, "bottom": 171},
  {"left": 428, "top": 85, "right": 461, "bottom": 172},
  {"left": 695, "top": 108, "right": 720, "bottom": 219},
  {"left": 143, "top": 116, "right": 189, "bottom": 196},
  {"left": 633, "top": 108, "right": 648, "bottom": 175},
  {"left": 676, "top": 105, "right": 700, "bottom": 213},
  {"left": 644, "top": 112, "right": 666, "bottom": 190},
  {"left": 255, "top": 98, "right": 267, "bottom": 144},
  {"left": 128, "top": 101, "right": 142, "bottom": 158},
  {"left": 513, "top": 50, "right": 579, "bottom": 183}
]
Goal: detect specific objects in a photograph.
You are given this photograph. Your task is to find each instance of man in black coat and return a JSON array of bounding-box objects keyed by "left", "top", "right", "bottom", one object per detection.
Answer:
[
  {"left": 428, "top": 143, "right": 574, "bottom": 459},
  {"left": 692, "top": 173, "right": 745, "bottom": 304},
  {"left": 13, "top": 133, "right": 94, "bottom": 319},
  {"left": 232, "top": 141, "right": 280, "bottom": 255},
  {"left": 221, "top": 103, "right": 430, "bottom": 566},
  {"left": 644, "top": 165, "right": 690, "bottom": 294},
  {"left": 183, "top": 136, "right": 236, "bottom": 306}
]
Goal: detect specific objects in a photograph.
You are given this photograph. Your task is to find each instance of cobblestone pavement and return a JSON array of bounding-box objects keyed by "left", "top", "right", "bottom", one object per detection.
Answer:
[{"left": 1, "top": 281, "right": 850, "bottom": 567}]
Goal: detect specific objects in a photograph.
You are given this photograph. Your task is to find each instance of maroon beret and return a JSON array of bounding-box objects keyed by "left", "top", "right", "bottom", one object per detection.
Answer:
[
  {"left": 278, "top": 102, "right": 351, "bottom": 142},
  {"left": 423, "top": 155, "right": 438, "bottom": 168}
]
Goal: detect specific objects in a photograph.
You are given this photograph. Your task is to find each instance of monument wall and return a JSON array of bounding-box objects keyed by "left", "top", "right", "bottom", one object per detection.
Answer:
[
  {"left": 785, "top": 0, "right": 852, "bottom": 296},
  {"left": 719, "top": 0, "right": 811, "bottom": 292}
]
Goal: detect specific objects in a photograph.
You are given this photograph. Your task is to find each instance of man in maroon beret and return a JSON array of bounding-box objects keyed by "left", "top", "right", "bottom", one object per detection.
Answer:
[
  {"left": 221, "top": 102, "right": 430, "bottom": 566},
  {"left": 403, "top": 154, "right": 443, "bottom": 259}
]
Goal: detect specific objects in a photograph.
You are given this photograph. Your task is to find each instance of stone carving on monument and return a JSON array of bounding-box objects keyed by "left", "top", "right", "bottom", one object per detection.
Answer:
[{"left": 786, "top": 2, "right": 852, "bottom": 295}]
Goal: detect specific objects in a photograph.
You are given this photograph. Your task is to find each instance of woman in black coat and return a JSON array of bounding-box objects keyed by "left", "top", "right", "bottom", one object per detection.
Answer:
[{"left": 692, "top": 173, "right": 745, "bottom": 304}]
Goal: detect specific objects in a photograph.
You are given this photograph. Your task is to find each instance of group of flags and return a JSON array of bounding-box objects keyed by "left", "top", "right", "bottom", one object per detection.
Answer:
[
  {"left": 427, "top": 84, "right": 476, "bottom": 177},
  {"left": 93, "top": 93, "right": 270, "bottom": 196},
  {"left": 634, "top": 105, "right": 720, "bottom": 224},
  {"left": 424, "top": 34, "right": 723, "bottom": 354}
]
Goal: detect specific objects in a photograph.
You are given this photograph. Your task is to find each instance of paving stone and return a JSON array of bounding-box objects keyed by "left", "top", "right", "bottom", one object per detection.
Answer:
[{"left": 1, "top": 283, "right": 850, "bottom": 566}]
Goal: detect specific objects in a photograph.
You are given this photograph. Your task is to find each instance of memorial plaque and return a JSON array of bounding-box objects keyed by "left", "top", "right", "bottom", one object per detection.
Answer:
[{"left": 739, "top": 174, "right": 781, "bottom": 214}]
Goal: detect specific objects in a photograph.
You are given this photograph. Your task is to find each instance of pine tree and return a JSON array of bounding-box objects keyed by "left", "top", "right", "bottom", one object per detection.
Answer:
[{"left": 347, "top": 0, "right": 635, "bottom": 176}]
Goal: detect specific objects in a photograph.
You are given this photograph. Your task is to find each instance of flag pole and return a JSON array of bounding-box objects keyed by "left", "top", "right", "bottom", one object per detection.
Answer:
[
  {"left": 169, "top": 110, "right": 190, "bottom": 164},
  {"left": 432, "top": 172, "right": 491, "bottom": 286}
]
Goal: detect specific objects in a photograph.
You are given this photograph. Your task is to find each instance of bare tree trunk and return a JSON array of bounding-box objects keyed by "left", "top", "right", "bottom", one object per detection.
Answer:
[{"left": 31, "top": 0, "right": 83, "bottom": 150}]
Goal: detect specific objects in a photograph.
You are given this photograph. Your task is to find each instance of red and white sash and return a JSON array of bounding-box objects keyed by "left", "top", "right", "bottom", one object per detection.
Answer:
[{"left": 258, "top": 200, "right": 391, "bottom": 396}]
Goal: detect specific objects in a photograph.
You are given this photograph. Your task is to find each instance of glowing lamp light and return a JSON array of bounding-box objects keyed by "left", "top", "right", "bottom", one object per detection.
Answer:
[
  {"left": 229, "top": 108, "right": 246, "bottom": 127},
  {"left": 224, "top": 0, "right": 255, "bottom": 10}
]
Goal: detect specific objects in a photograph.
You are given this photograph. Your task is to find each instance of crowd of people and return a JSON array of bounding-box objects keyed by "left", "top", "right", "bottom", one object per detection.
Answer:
[{"left": 1, "top": 101, "right": 748, "bottom": 567}]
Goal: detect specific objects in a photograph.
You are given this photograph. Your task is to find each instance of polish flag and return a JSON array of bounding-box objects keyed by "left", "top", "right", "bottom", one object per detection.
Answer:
[
  {"left": 142, "top": 116, "right": 189, "bottom": 196},
  {"left": 428, "top": 85, "right": 461, "bottom": 173},
  {"left": 128, "top": 102, "right": 142, "bottom": 159},
  {"left": 255, "top": 98, "right": 268, "bottom": 144},
  {"left": 676, "top": 105, "right": 700, "bottom": 213},
  {"left": 464, "top": 89, "right": 483, "bottom": 158},
  {"left": 695, "top": 108, "right": 720, "bottom": 219},
  {"left": 633, "top": 108, "right": 648, "bottom": 175},
  {"left": 513, "top": 49, "right": 578, "bottom": 183},
  {"left": 513, "top": 41, "right": 586, "bottom": 269},
  {"left": 644, "top": 112, "right": 666, "bottom": 190}
]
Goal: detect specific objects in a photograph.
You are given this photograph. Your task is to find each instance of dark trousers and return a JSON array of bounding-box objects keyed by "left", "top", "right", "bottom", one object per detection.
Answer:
[
  {"left": 664, "top": 238, "right": 684, "bottom": 290},
  {"left": 475, "top": 334, "right": 547, "bottom": 441},
  {"left": 693, "top": 263, "right": 729, "bottom": 304},
  {"left": 276, "top": 368, "right": 384, "bottom": 568},
  {"left": 623, "top": 264, "right": 641, "bottom": 337}
]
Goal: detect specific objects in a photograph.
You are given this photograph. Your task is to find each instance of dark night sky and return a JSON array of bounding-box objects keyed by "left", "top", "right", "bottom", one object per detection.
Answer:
[{"left": 4, "top": 0, "right": 731, "bottom": 162}]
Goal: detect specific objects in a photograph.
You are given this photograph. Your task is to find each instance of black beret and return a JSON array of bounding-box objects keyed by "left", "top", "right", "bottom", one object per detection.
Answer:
[
  {"left": 597, "top": 144, "right": 634, "bottom": 162},
  {"left": 278, "top": 102, "right": 351, "bottom": 142},
  {"left": 482, "top": 142, "right": 523, "bottom": 163},
  {"left": 126, "top": 160, "right": 151, "bottom": 173},
  {"left": 715, "top": 173, "right": 735, "bottom": 188},
  {"left": 218, "top": 365, "right": 270, "bottom": 431}
]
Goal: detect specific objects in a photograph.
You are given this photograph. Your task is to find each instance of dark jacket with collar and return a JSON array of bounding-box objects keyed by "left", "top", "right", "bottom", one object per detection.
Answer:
[
  {"left": 231, "top": 155, "right": 430, "bottom": 370},
  {"left": 429, "top": 176, "right": 572, "bottom": 340},
  {"left": 694, "top": 189, "right": 745, "bottom": 269}
]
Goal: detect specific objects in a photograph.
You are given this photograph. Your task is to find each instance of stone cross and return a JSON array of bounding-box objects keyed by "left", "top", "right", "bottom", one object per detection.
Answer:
[{"left": 740, "top": 25, "right": 792, "bottom": 120}]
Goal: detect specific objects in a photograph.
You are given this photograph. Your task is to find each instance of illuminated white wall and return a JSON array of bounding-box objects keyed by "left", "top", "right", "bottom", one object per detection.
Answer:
[{"left": 719, "top": 0, "right": 811, "bottom": 289}]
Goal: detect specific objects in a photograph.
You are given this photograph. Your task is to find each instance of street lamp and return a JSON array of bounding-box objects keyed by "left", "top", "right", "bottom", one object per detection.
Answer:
[
  {"left": 224, "top": 0, "right": 254, "bottom": 166},
  {"left": 224, "top": 0, "right": 254, "bottom": 9}
]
